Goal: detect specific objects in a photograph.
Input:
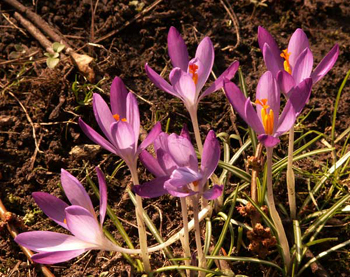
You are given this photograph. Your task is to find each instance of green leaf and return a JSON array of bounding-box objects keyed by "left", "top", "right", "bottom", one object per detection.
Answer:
[
  {"left": 46, "top": 57, "right": 59, "bottom": 69},
  {"left": 52, "top": 42, "right": 65, "bottom": 53}
]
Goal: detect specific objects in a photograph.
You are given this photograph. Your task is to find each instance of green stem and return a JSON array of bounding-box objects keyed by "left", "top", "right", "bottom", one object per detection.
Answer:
[
  {"left": 129, "top": 163, "right": 151, "bottom": 273},
  {"left": 266, "top": 147, "right": 291, "bottom": 271},
  {"left": 287, "top": 127, "right": 296, "bottom": 220},
  {"left": 180, "top": 197, "right": 191, "bottom": 276}
]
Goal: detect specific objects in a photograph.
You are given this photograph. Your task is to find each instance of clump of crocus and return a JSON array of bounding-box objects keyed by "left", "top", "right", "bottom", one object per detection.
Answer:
[
  {"left": 15, "top": 168, "right": 116, "bottom": 264},
  {"left": 258, "top": 26, "right": 339, "bottom": 96},
  {"left": 224, "top": 71, "right": 312, "bottom": 147},
  {"left": 79, "top": 76, "right": 161, "bottom": 168},
  {"left": 145, "top": 26, "right": 239, "bottom": 153},
  {"left": 134, "top": 129, "right": 223, "bottom": 200}
]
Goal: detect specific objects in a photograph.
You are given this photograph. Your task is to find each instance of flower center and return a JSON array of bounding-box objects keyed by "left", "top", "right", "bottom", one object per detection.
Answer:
[
  {"left": 64, "top": 218, "right": 67, "bottom": 224},
  {"left": 280, "top": 48, "right": 292, "bottom": 74},
  {"left": 188, "top": 63, "right": 199, "bottom": 85},
  {"left": 113, "top": 114, "right": 127, "bottom": 122},
  {"left": 255, "top": 99, "right": 274, "bottom": 135}
]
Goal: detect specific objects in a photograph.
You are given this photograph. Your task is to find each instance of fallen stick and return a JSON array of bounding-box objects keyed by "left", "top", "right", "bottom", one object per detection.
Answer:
[{"left": 0, "top": 199, "right": 55, "bottom": 277}]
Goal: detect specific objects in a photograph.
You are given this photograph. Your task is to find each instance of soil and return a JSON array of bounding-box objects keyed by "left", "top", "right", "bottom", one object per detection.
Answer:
[{"left": 0, "top": 0, "right": 350, "bottom": 276}]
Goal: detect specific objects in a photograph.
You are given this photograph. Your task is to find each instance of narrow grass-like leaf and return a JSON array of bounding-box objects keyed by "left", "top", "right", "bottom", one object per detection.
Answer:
[
  {"left": 305, "top": 237, "right": 338, "bottom": 247},
  {"left": 153, "top": 265, "right": 224, "bottom": 275},
  {"left": 204, "top": 218, "right": 212, "bottom": 255},
  {"left": 218, "top": 161, "right": 251, "bottom": 182},
  {"left": 293, "top": 220, "right": 303, "bottom": 265},
  {"left": 215, "top": 212, "right": 252, "bottom": 231},
  {"left": 297, "top": 239, "right": 350, "bottom": 276}
]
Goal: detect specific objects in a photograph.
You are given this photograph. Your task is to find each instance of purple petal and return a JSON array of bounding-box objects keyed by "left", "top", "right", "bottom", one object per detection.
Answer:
[
  {"left": 32, "top": 192, "right": 69, "bottom": 229},
  {"left": 154, "top": 132, "right": 170, "bottom": 152},
  {"left": 110, "top": 77, "right": 128, "bottom": 117},
  {"left": 275, "top": 101, "right": 296, "bottom": 136},
  {"left": 126, "top": 93, "right": 140, "bottom": 141},
  {"left": 95, "top": 167, "right": 107, "bottom": 226},
  {"left": 65, "top": 206, "right": 103, "bottom": 244},
  {"left": 258, "top": 26, "right": 283, "bottom": 71},
  {"left": 288, "top": 29, "right": 310, "bottom": 68},
  {"left": 288, "top": 78, "right": 312, "bottom": 116},
  {"left": 15, "top": 231, "right": 93, "bottom": 252},
  {"left": 60, "top": 169, "right": 95, "bottom": 215},
  {"left": 200, "top": 61, "right": 239, "bottom": 100},
  {"left": 140, "top": 150, "right": 166, "bottom": 177},
  {"left": 79, "top": 118, "right": 118, "bottom": 155},
  {"left": 311, "top": 44, "right": 339, "bottom": 84},
  {"left": 157, "top": 149, "right": 179, "bottom": 176},
  {"left": 167, "top": 133, "right": 198, "bottom": 171},
  {"left": 167, "top": 167, "right": 202, "bottom": 187},
  {"left": 201, "top": 130, "right": 220, "bottom": 181},
  {"left": 145, "top": 64, "right": 179, "bottom": 97},
  {"left": 292, "top": 48, "right": 313, "bottom": 85},
  {"left": 277, "top": 70, "right": 296, "bottom": 97},
  {"left": 180, "top": 124, "right": 191, "bottom": 142},
  {"left": 203, "top": 185, "right": 223, "bottom": 200},
  {"left": 171, "top": 68, "right": 197, "bottom": 106},
  {"left": 258, "top": 135, "right": 280, "bottom": 148},
  {"left": 167, "top": 26, "right": 189, "bottom": 71},
  {"left": 244, "top": 98, "right": 265, "bottom": 134},
  {"left": 137, "top": 122, "right": 162, "bottom": 155},
  {"left": 31, "top": 249, "right": 86, "bottom": 264},
  {"left": 111, "top": 121, "right": 136, "bottom": 164},
  {"left": 133, "top": 176, "right": 169, "bottom": 198},
  {"left": 195, "top": 37, "right": 215, "bottom": 92},
  {"left": 263, "top": 43, "right": 283, "bottom": 78},
  {"left": 93, "top": 93, "right": 117, "bottom": 145},
  {"left": 223, "top": 80, "right": 247, "bottom": 121}
]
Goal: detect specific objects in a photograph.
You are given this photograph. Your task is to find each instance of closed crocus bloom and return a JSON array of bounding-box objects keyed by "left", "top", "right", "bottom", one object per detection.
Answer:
[
  {"left": 224, "top": 71, "right": 312, "bottom": 147},
  {"left": 79, "top": 77, "right": 161, "bottom": 167},
  {"left": 134, "top": 129, "right": 223, "bottom": 200},
  {"left": 258, "top": 26, "right": 339, "bottom": 96},
  {"left": 145, "top": 26, "right": 239, "bottom": 114},
  {"left": 15, "top": 168, "right": 117, "bottom": 264}
]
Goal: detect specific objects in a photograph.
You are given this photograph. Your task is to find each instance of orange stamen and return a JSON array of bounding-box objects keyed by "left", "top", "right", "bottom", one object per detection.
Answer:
[
  {"left": 256, "top": 98, "right": 274, "bottom": 135},
  {"left": 113, "top": 114, "right": 120, "bottom": 121},
  {"left": 280, "top": 48, "right": 292, "bottom": 74},
  {"left": 121, "top": 118, "right": 127, "bottom": 122},
  {"left": 64, "top": 218, "right": 67, "bottom": 224},
  {"left": 189, "top": 63, "right": 199, "bottom": 85}
]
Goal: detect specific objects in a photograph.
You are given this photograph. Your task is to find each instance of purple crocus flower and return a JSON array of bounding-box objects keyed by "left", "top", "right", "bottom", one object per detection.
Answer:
[
  {"left": 79, "top": 77, "right": 161, "bottom": 167},
  {"left": 224, "top": 71, "right": 312, "bottom": 147},
  {"left": 15, "top": 168, "right": 117, "bottom": 264},
  {"left": 258, "top": 26, "right": 339, "bottom": 96},
  {"left": 134, "top": 129, "right": 223, "bottom": 200},
  {"left": 145, "top": 26, "right": 239, "bottom": 115}
]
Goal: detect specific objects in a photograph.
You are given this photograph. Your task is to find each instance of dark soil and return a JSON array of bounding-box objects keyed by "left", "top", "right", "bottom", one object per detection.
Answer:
[{"left": 0, "top": 0, "right": 349, "bottom": 276}]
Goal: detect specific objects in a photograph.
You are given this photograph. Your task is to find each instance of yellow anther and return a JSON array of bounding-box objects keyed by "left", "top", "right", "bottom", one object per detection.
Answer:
[
  {"left": 280, "top": 48, "right": 292, "bottom": 74},
  {"left": 113, "top": 114, "right": 120, "bottom": 121},
  {"left": 256, "top": 99, "right": 274, "bottom": 135},
  {"left": 64, "top": 218, "right": 67, "bottom": 224},
  {"left": 121, "top": 118, "right": 127, "bottom": 122},
  {"left": 189, "top": 64, "right": 199, "bottom": 85}
]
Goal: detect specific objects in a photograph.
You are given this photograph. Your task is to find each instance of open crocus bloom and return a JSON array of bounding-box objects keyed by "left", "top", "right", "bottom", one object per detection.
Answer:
[
  {"left": 258, "top": 26, "right": 339, "bottom": 97},
  {"left": 79, "top": 77, "right": 161, "bottom": 167},
  {"left": 15, "top": 168, "right": 118, "bottom": 264},
  {"left": 145, "top": 26, "right": 239, "bottom": 115},
  {"left": 224, "top": 71, "right": 312, "bottom": 147},
  {"left": 134, "top": 129, "right": 223, "bottom": 200}
]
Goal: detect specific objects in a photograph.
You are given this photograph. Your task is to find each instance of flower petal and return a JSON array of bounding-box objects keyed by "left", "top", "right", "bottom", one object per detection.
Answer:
[
  {"left": 292, "top": 48, "right": 313, "bottom": 85},
  {"left": 276, "top": 70, "right": 296, "bottom": 97},
  {"left": 32, "top": 249, "right": 86, "bottom": 264},
  {"left": 126, "top": 93, "right": 140, "bottom": 141},
  {"left": 288, "top": 28, "right": 310, "bottom": 68},
  {"left": 311, "top": 44, "right": 339, "bottom": 84},
  {"left": 140, "top": 150, "right": 166, "bottom": 177},
  {"left": 145, "top": 64, "right": 179, "bottom": 97},
  {"left": 32, "top": 192, "right": 69, "bottom": 229},
  {"left": 167, "top": 26, "right": 189, "bottom": 71},
  {"left": 180, "top": 124, "right": 191, "bottom": 142},
  {"left": 157, "top": 149, "right": 178, "bottom": 176},
  {"left": 167, "top": 167, "right": 202, "bottom": 187},
  {"left": 95, "top": 167, "right": 107, "bottom": 227},
  {"left": 200, "top": 60, "right": 239, "bottom": 100},
  {"left": 201, "top": 130, "right": 220, "bottom": 181},
  {"left": 111, "top": 121, "right": 136, "bottom": 164},
  {"left": 65, "top": 206, "right": 103, "bottom": 244},
  {"left": 223, "top": 79, "right": 247, "bottom": 121},
  {"left": 137, "top": 122, "right": 162, "bottom": 154},
  {"left": 263, "top": 43, "right": 283, "bottom": 78},
  {"left": 288, "top": 77, "right": 312, "bottom": 116},
  {"left": 15, "top": 231, "right": 94, "bottom": 252},
  {"left": 258, "top": 26, "right": 283, "bottom": 71},
  {"left": 195, "top": 37, "right": 215, "bottom": 92},
  {"left": 133, "top": 176, "right": 169, "bottom": 198},
  {"left": 79, "top": 118, "right": 118, "bottom": 155},
  {"left": 60, "top": 169, "right": 95, "bottom": 215},
  {"left": 170, "top": 68, "right": 197, "bottom": 107},
  {"left": 258, "top": 135, "right": 280, "bottom": 148},
  {"left": 110, "top": 77, "right": 128, "bottom": 117},
  {"left": 203, "top": 185, "right": 223, "bottom": 200},
  {"left": 167, "top": 133, "right": 198, "bottom": 171},
  {"left": 275, "top": 101, "right": 296, "bottom": 136},
  {"left": 244, "top": 98, "right": 265, "bottom": 134}
]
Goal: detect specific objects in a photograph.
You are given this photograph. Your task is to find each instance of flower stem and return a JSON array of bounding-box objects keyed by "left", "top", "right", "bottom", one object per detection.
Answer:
[
  {"left": 180, "top": 197, "right": 191, "bottom": 276},
  {"left": 287, "top": 126, "right": 296, "bottom": 220},
  {"left": 266, "top": 147, "right": 291, "bottom": 271},
  {"left": 192, "top": 195, "right": 206, "bottom": 276},
  {"left": 129, "top": 163, "right": 151, "bottom": 273}
]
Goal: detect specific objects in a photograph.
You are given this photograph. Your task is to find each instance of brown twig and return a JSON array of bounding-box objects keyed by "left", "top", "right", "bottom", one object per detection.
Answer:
[
  {"left": 220, "top": 0, "right": 240, "bottom": 50},
  {"left": 0, "top": 199, "right": 55, "bottom": 277},
  {"left": 94, "top": 0, "right": 163, "bottom": 44}
]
